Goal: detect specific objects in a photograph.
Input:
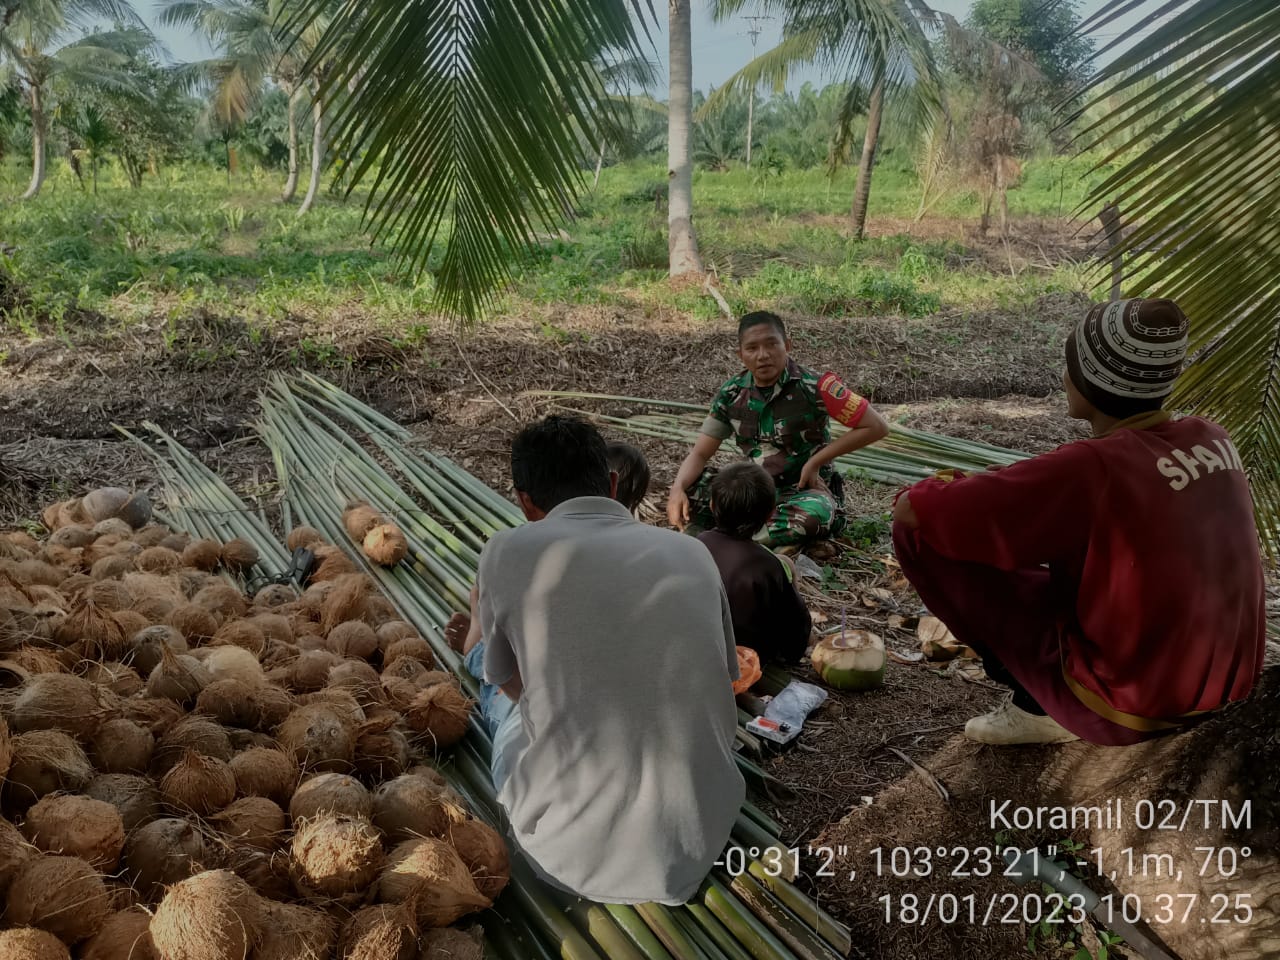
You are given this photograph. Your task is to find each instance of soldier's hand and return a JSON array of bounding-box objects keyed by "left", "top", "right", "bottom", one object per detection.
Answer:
[
  {"left": 798, "top": 460, "right": 828, "bottom": 492},
  {"left": 667, "top": 488, "right": 690, "bottom": 530}
]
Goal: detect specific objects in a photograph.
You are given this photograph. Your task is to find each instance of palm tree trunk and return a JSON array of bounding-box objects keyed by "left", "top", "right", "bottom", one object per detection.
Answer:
[
  {"left": 850, "top": 74, "right": 885, "bottom": 241},
  {"left": 592, "top": 142, "right": 605, "bottom": 189},
  {"left": 91, "top": 157, "right": 98, "bottom": 196},
  {"left": 746, "top": 84, "right": 754, "bottom": 169},
  {"left": 21, "top": 84, "right": 46, "bottom": 200},
  {"left": 298, "top": 90, "right": 324, "bottom": 216},
  {"left": 282, "top": 83, "right": 302, "bottom": 202},
  {"left": 667, "top": 0, "right": 702, "bottom": 277}
]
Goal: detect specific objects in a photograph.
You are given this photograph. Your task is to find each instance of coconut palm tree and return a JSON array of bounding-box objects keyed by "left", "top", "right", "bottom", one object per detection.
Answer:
[
  {"left": 706, "top": 0, "right": 955, "bottom": 240},
  {"left": 668, "top": 0, "right": 702, "bottom": 277},
  {"left": 1078, "top": 0, "right": 1280, "bottom": 546},
  {"left": 0, "top": 1, "right": 150, "bottom": 199}
]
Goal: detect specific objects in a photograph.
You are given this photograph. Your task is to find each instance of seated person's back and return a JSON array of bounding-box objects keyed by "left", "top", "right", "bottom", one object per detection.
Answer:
[
  {"left": 698, "top": 462, "right": 811, "bottom": 664},
  {"left": 480, "top": 417, "right": 744, "bottom": 904}
]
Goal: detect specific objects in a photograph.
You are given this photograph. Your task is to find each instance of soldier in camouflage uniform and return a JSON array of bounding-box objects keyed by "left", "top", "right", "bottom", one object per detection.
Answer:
[{"left": 668, "top": 311, "right": 889, "bottom": 547}]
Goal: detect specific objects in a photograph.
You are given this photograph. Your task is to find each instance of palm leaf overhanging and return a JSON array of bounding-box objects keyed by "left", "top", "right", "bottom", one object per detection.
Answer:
[
  {"left": 1077, "top": 0, "right": 1280, "bottom": 552},
  {"left": 288, "top": 0, "right": 655, "bottom": 321}
]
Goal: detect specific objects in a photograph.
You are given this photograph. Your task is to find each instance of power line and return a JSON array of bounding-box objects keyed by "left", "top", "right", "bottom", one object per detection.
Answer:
[{"left": 740, "top": 12, "right": 773, "bottom": 169}]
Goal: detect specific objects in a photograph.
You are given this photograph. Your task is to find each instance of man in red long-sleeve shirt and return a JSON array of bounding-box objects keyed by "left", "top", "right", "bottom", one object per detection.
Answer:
[{"left": 893, "top": 298, "right": 1265, "bottom": 746}]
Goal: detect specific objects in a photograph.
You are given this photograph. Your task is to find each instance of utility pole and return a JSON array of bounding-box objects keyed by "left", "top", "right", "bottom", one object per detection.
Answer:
[{"left": 741, "top": 13, "right": 772, "bottom": 169}]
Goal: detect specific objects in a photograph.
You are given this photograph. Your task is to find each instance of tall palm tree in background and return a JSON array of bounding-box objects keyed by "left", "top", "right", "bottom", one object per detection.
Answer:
[
  {"left": 1080, "top": 0, "right": 1280, "bottom": 546},
  {"left": 0, "top": 0, "right": 149, "bottom": 198},
  {"left": 707, "top": 0, "right": 953, "bottom": 240},
  {"left": 667, "top": 0, "right": 702, "bottom": 277}
]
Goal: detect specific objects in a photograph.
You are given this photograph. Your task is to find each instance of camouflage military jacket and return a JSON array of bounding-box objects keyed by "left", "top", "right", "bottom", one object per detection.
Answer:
[{"left": 699, "top": 359, "right": 867, "bottom": 490}]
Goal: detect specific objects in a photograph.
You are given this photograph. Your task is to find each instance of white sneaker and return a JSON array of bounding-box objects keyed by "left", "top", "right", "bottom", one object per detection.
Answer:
[{"left": 965, "top": 700, "right": 1079, "bottom": 745}]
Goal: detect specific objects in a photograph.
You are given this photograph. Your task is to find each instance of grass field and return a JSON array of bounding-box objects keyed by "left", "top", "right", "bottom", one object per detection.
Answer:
[{"left": 0, "top": 151, "right": 1109, "bottom": 341}]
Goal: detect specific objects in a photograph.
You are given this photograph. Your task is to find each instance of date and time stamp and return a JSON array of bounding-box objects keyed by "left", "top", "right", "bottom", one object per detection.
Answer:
[{"left": 716, "top": 798, "right": 1258, "bottom": 931}]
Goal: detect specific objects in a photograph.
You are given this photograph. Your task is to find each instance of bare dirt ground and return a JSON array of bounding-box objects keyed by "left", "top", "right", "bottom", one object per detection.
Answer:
[{"left": 2, "top": 218, "right": 1276, "bottom": 959}]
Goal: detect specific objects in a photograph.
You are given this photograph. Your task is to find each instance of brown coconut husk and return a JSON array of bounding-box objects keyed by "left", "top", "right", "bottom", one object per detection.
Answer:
[
  {"left": 371, "top": 775, "right": 450, "bottom": 844},
  {"left": 79, "top": 906, "right": 158, "bottom": 960},
  {"left": 320, "top": 575, "right": 368, "bottom": 634},
  {"left": 4, "top": 646, "right": 63, "bottom": 679},
  {"left": 342, "top": 503, "right": 383, "bottom": 543},
  {"left": 42, "top": 545, "right": 85, "bottom": 571},
  {"left": 353, "top": 722, "right": 410, "bottom": 784},
  {"left": 210, "top": 620, "right": 267, "bottom": 657},
  {"left": 383, "top": 636, "right": 434, "bottom": 668},
  {"left": 297, "top": 688, "right": 366, "bottom": 726},
  {"left": 152, "top": 716, "right": 234, "bottom": 775},
  {"left": 203, "top": 646, "right": 264, "bottom": 686},
  {"left": 132, "top": 525, "right": 168, "bottom": 548},
  {"left": 375, "top": 620, "right": 418, "bottom": 651},
  {"left": 195, "top": 680, "right": 291, "bottom": 732},
  {"left": 91, "top": 718, "right": 154, "bottom": 774},
  {"left": 5, "top": 854, "right": 111, "bottom": 944},
  {"left": 360, "top": 595, "right": 397, "bottom": 628},
  {"left": 403, "top": 680, "right": 473, "bottom": 751},
  {"left": 149, "top": 869, "right": 264, "bottom": 960},
  {"left": 85, "top": 774, "right": 161, "bottom": 833},
  {"left": 379, "top": 677, "right": 422, "bottom": 712},
  {"left": 419, "top": 927, "right": 485, "bottom": 960},
  {"left": 447, "top": 817, "right": 510, "bottom": 901},
  {"left": 378, "top": 838, "right": 491, "bottom": 928},
  {"left": 361, "top": 524, "right": 408, "bottom": 567},
  {"left": 22, "top": 794, "right": 126, "bottom": 869},
  {"left": 0, "top": 714, "right": 10, "bottom": 783},
  {"left": 0, "top": 927, "right": 72, "bottom": 960},
  {"left": 159, "top": 750, "right": 237, "bottom": 816},
  {"left": 247, "top": 613, "right": 292, "bottom": 646},
  {"left": 10, "top": 672, "right": 107, "bottom": 738},
  {"left": 286, "top": 526, "right": 326, "bottom": 553},
  {"left": 337, "top": 902, "right": 418, "bottom": 960},
  {"left": 255, "top": 900, "right": 338, "bottom": 960},
  {"left": 3, "top": 730, "right": 94, "bottom": 811},
  {"left": 0, "top": 816, "right": 37, "bottom": 897},
  {"left": 144, "top": 646, "right": 211, "bottom": 705},
  {"left": 119, "top": 696, "right": 186, "bottom": 736},
  {"left": 294, "top": 631, "right": 329, "bottom": 654},
  {"left": 166, "top": 604, "right": 218, "bottom": 645},
  {"left": 109, "top": 609, "right": 150, "bottom": 645},
  {"left": 229, "top": 748, "right": 299, "bottom": 805},
  {"left": 54, "top": 599, "right": 127, "bottom": 662},
  {"left": 209, "top": 797, "right": 287, "bottom": 851},
  {"left": 380, "top": 656, "right": 438, "bottom": 688},
  {"left": 131, "top": 595, "right": 176, "bottom": 624},
  {"left": 328, "top": 660, "right": 385, "bottom": 706},
  {"left": 326, "top": 621, "right": 378, "bottom": 660},
  {"left": 136, "top": 548, "right": 182, "bottom": 576},
  {"left": 286, "top": 650, "right": 342, "bottom": 694},
  {"left": 309, "top": 546, "right": 356, "bottom": 584},
  {"left": 128, "top": 625, "right": 188, "bottom": 676},
  {"left": 192, "top": 583, "right": 249, "bottom": 624},
  {"left": 289, "top": 772, "right": 372, "bottom": 822},
  {"left": 91, "top": 518, "right": 133, "bottom": 540},
  {"left": 224, "top": 845, "right": 293, "bottom": 902},
  {"left": 124, "top": 818, "right": 212, "bottom": 901},
  {"left": 181, "top": 540, "right": 222, "bottom": 573},
  {"left": 277, "top": 703, "right": 356, "bottom": 773},
  {"left": 158, "top": 534, "right": 190, "bottom": 554},
  {"left": 50, "top": 525, "right": 96, "bottom": 549},
  {"left": 4, "top": 531, "right": 40, "bottom": 552},
  {"left": 80, "top": 660, "right": 144, "bottom": 697},
  {"left": 219, "top": 539, "right": 259, "bottom": 577},
  {"left": 86, "top": 580, "right": 132, "bottom": 611},
  {"left": 290, "top": 813, "right": 383, "bottom": 903},
  {"left": 250, "top": 584, "right": 296, "bottom": 609}
]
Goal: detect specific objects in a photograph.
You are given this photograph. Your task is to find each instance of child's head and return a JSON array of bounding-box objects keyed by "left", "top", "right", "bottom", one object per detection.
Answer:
[
  {"left": 710, "top": 463, "right": 775, "bottom": 540},
  {"left": 606, "top": 441, "right": 651, "bottom": 515}
]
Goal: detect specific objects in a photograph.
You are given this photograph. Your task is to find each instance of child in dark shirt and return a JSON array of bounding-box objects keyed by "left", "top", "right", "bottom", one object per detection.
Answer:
[
  {"left": 698, "top": 462, "right": 812, "bottom": 664},
  {"left": 607, "top": 441, "right": 651, "bottom": 517}
]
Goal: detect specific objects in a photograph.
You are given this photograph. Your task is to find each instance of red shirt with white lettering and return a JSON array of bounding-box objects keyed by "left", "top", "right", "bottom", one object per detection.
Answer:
[{"left": 907, "top": 416, "right": 1265, "bottom": 720}]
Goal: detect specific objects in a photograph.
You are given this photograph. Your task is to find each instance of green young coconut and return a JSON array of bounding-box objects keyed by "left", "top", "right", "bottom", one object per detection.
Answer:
[{"left": 810, "top": 630, "right": 886, "bottom": 691}]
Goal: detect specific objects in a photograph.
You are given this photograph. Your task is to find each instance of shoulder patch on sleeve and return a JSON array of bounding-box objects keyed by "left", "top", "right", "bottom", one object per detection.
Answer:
[{"left": 818, "top": 371, "right": 869, "bottom": 428}]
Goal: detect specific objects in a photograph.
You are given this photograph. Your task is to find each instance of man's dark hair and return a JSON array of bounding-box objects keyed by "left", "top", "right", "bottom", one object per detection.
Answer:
[
  {"left": 511, "top": 416, "right": 611, "bottom": 512},
  {"left": 738, "top": 310, "right": 787, "bottom": 342},
  {"left": 711, "top": 462, "right": 776, "bottom": 540},
  {"left": 606, "top": 441, "right": 650, "bottom": 514}
]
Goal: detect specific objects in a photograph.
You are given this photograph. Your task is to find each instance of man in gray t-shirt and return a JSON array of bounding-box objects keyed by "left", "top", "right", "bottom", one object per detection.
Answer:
[{"left": 451, "top": 416, "right": 744, "bottom": 906}]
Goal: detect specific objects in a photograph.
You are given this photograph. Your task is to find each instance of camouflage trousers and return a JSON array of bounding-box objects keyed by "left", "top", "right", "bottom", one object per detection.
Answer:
[{"left": 686, "top": 467, "right": 845, "bottom": 547}]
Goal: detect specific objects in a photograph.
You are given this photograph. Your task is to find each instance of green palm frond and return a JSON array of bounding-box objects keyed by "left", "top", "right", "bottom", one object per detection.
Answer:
[
  {"left": 290, "top": 0, "right": 653, "bottom": 322},
  {"left": 1080, "top": 0, "right": 1280, "bottom": 550}
]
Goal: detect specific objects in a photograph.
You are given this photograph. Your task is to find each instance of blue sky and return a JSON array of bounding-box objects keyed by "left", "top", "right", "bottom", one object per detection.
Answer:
[{"left": 143, "top": 0, "right": 1153, "bottom": 89}]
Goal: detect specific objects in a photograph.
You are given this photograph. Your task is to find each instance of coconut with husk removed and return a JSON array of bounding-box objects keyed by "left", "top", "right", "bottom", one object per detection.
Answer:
[
  {"left": 290, "top": 813, "right": 383, "bottom": 903},
  {"left": 125, "top": 818, "right": 211, "bottom": 900},
  {"left": 283, "top": 650, "right": 341, "bottom": 694},
  {"left": 152, "top": 716, "right": 233, "bottom": 775},
  {"left": 337, "top": 902, "right": 418, "bottom": 960},
  {"left": 85, "top": 774, "right": 160, "bottom": 833},
  {"left": 286, "top": 526, "right": 325, "bottom": 552},
  {"left": 160, "top": 750, "right": 236, "bottom": 816},
  {"left": 255, "top": 901, "right": 337, "bottom": 960},
  {"left": 810, "top": 629, "right": 886, "bottom": 691},
  {"left": 378, "top": 837, "right": 490, "bottom": 928},
  {"left": 374, "top": 620, "right": 416, "bottom": 650},
  {"left": 289, "top": 772, "right": 371, "bottom": 822},
  {"left": 0, "top": 817, "right": 36, "bottom": 897},
  {"left": 82, "top": 488, "right": 130, "bottom": 523},
  {"left": 10, "top": 672, "right": 106, "bottom": 738},
  {"left": 403, "top": 680, "right": 473, "bottom": 751},
  {"left": 191, "top": 583, "right": 248, "bottom": 624},
  {"left": 448, "top": 816, "right": 510, "bottom": 901},
  {"left": 342, "top": 503, "right": 383, "bottom": 543},
  {"left": 21, "top": 794, "right": 125, "bottom": 869},
  {"left": 182, "top": 540, "right": 222, "bottom": 573},
  {"left": 81, "top": 660, "right": 143, "bottom": 697},
  {"left": 80, "top": 906, "right": 158, "bottom": 960},
  {"left": 229, "top": 748, "right": 299, "bottom": 805},
  {"left": 118, "top": 493, "right": 152, "bottom": 530},
  {"left": 150, "top": 869, "right": 264, "bottom": 960},
  {"left": 328, "top": 660, "right": 384, "bottom": 706},
  {"left": 0, "top": 927, "right": 71, "bottom": 960},
  {"left": 384, "top": 636, "right": 434, "bottom": 668},
  {"left": 210, "top": 620, "right": 266, "bottom": 657},
  {"left": 327, "top": 621, "right": 378, "bottom": 660},
  {"left": 136, "top": 548, "right": 182, "bottom": 576},
  {"left": 371, "top": 774, "right": 449, "bottom": 843},
  {"left": 209, "top": 797, "right": 286, "bottom": 851},
  {"left": 4, "top": 854, "right": 111, "bottom": 943},
  {"left": 219, "top": 539, "right": 259, "bottom": 577},
  {"left": 203, "top": 645, "right": 264, "bottom": 685},
  {"left": 145, "top": 646, "right": 211, "bottom": 705},
  {"left": 353, "top": 721, "right": 410, "bottom": 783},
  {"left": 196, "top": 680, "right": 292, "bottom": 732},
  {"left": 91, "top": 718, "right": 154, "bottom": 774},
  {"left": 167, "top": 604, "right": 218, "bottom": 645},
  {"left": 3, "top": 730, "right": 94, "bottom": 811},
  {"left": 277, "top": 703, "right": 355, "bottom": 772},
  {"left": 419, "top": 927, "right": 484, "bottom": 960},
  {"left": 361, "top": 524, "right": 408, "bottom": 567}
]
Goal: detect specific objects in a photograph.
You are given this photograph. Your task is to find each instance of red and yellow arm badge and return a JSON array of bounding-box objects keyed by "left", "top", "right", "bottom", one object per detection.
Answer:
[{"left": 817, "top": 372, "right": 869, "bottom": 428}]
